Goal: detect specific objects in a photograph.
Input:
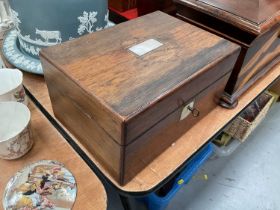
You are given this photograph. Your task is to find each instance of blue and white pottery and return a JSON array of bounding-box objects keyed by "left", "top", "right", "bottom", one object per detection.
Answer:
[
  {"left": 9, "top": 0, "right": 109, "bottom": 58},
  {"left": 3, "top": 29, "right": 43, "bottom": 74},
  {"left": 3, "top": 0, "right": 109, "bottom": 74}
]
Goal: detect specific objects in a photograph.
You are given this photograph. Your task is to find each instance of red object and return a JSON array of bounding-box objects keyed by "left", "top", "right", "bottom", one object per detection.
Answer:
[
  {"left": 109, "top": 0, "right": 137, "bottom": 12},
  {"left": 109, "top": 7, "right": 138, "bottom": 20}
]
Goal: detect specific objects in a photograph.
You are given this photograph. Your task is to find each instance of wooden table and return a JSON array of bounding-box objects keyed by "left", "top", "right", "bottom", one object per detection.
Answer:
[
  {"left": 2, "top": 38, "right": 280, "bottom": 209},
  {"left": 21, "top": 62, "right": 280, "bottom": 193},
  {"left": 0, "top": 101, "right": 107, "bottom": 210}
]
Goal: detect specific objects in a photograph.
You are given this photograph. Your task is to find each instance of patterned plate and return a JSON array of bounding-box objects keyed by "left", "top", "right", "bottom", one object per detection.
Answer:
[
  {"left": 2, "top": 29, "right": 43, "bottom": 75},
  {"left": 3, "top": 160, "right": 77, "bottom": 210}
]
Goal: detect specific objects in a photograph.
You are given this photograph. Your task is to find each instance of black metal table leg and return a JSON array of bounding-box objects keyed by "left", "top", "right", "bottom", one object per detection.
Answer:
[
  {"left": 119, "top": 194, "right": 148, "bottom": 210},
  {"left": 119, "top": 195, "right": 131, "bottom": 210}
]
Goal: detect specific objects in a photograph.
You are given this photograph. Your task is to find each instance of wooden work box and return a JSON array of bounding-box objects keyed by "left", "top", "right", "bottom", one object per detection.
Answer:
[
  {"left": 40, "top": 11, "right": 240, "bottom": 185},
  {"left": 175, "top": 0, "right": 280, "bottom": 108}
]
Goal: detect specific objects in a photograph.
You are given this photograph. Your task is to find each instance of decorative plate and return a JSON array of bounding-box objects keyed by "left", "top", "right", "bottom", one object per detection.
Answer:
[
  {"left": 2, "top": 29, "right": 43, "bottom": 74},
  {"left": 3, "top": 160, "right": 77, "bottom": 210}
]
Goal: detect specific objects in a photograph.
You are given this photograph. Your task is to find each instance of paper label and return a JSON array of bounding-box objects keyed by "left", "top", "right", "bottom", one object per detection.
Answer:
[{"left": 128, "top": 39, "right": 163, "bottom": 56}]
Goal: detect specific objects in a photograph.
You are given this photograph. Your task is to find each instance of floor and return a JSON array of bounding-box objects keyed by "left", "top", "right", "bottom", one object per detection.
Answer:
[{"left": 106, "top": 102, "right": 280, "bottom": 210}]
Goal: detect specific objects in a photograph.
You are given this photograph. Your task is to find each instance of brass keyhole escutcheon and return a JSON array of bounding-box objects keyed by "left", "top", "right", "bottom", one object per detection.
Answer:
[
  {"left": 187, "top": 106, "right": 200, "bottom": 117},
  {"left": 180, "top": 100, "right": 200, "bottom": 120}
]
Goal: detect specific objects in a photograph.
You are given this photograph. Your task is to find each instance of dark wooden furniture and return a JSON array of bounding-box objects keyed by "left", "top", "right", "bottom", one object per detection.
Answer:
[
  {"left": 137, "top": 0, "right": 176, "bottom": 16},
  {"left": 40, "top": 12, "right": 240, "bottom": 185},
  {"left": 109, "top": 0, "right": 137, "bottom": 12},
  {"left": 109, "top": 9, "right": 130, "bottom": 24},
  {"left": 175, "top": 0, "right": 280, "bottom": 108}
]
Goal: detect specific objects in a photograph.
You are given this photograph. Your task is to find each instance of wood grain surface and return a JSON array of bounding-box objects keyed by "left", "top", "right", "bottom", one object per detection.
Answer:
[
  {"left": 175, "top": 1, "right": 280, "bottom": 107},
  {"left": 40, "top": 11, "right": 240, "bottom": 184},
  {"left": 40, "top": 11, "right": 240, "bottom": 146},
  {"left": 137, "top": 0, "right": 176, "bottom": 16},
  {"left": 0, "top": 102, "right": 107, "bottom": 210},
  {"left": 223, "top": 25, "right": 280, "bottom": 101},
  {"left": 2, "top": 35, "right": 280, "bottom": 192},
  {"left": 175, "top": 0, "right": 280, "bottom": 34},
  {"left": 123, "top": 72, "right": 230, "bottom": 183},
  {"left": 16, "top": 60, "right": 280, "bottom": 193},
  {"left": 43, "top": 57, "right": 233, "bottom": 184},
  {"left": 41, "top": 11, "right": 238, "bottom": 119},
  {"left": 17, "top": 62, "right": 280, "bottom": 192}
]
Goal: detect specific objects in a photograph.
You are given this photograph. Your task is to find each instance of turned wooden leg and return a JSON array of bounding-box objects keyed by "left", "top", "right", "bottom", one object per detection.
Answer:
[
  {"left": 219, "top": 92, "right": 238, "bottom": 109},
  {"left": 220, "top": 48, "right": 247, "bottom": 109}
]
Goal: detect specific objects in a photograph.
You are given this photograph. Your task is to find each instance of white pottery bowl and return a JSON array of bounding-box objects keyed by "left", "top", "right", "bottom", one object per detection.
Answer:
[
  {"left": 0, "top": 101, "right": 32, "bottom": 159},
  {"left": 0, "top": 68, "right": 28, "bottom": 105}
]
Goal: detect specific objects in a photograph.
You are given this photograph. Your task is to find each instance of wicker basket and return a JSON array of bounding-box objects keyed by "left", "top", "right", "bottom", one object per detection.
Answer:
[
  {"left": 268, "top": 91, "right": 279, "bottom": 104},
  {"left": 269, "top": 79, "right": 280, "bottom": 102},
  {"left": 224, "top": 92, "right": 274, "bottom": 142}
]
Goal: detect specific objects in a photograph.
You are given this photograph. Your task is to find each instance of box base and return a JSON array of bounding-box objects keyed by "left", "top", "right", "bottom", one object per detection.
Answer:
[{"left": 219, "top": 93, "right": 238, "bottom": 109}]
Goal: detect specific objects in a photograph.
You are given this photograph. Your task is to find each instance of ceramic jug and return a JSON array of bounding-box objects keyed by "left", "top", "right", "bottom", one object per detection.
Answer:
[{"left": 8, "top": 0, "right": 109, "bottom": 59}]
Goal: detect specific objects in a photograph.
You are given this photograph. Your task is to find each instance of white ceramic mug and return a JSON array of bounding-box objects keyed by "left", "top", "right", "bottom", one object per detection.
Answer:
[
  {"left": 0, "top": 101, "right": 32, "bottom": 159},
  {"left": 0, "top": 68, "right": 28, "bottom": 105}
]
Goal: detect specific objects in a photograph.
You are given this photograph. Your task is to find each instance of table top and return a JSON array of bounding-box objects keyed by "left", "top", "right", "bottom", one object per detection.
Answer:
[
  {"left": 0, "top": 102, "right": 107, "bottom": 210},
  {"left": 175, "top": 0, "right": 280, "bottom": 34},
  {"left": 2, "top": 40, "right": 280, "bottom": 194},
  {"left": 21, "top": 63, "right": 280, "bottom": 193}
]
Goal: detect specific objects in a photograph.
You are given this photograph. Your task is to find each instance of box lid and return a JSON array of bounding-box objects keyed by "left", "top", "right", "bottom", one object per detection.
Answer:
[
  {"left": 176, "top": 0, "right": 280, "bottom": 35},
  {"left": 41, "top": 11, "right": 240, "bottom": 146}
]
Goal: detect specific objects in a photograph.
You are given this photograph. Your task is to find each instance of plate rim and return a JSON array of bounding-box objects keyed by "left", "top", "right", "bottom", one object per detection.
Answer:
[
  {"left": 2, "top": 29, "right": 43, "bottom": 75},
  {"left": 3, "top": 160, "right": 77, "bottom": 210}
]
